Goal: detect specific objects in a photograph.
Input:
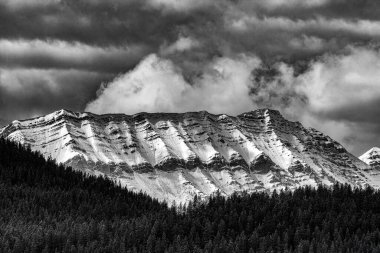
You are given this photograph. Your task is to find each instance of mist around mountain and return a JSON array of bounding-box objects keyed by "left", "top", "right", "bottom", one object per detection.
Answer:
[{"left": 1, "top": 138, "right": 380, "bottom": 252}]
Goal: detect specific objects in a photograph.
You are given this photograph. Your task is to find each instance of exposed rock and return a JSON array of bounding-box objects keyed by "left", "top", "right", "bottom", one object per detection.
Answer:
[{"left": 1, "top": 108, "right": 376, "bottom": 204}]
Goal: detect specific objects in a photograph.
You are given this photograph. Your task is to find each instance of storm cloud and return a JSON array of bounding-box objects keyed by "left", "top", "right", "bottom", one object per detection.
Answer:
[{"left": 1, "top": 0, "right": 380, "bottom": 155}]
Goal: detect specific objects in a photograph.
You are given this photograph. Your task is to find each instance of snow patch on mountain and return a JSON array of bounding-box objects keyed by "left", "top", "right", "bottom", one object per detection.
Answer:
[
  {"left": 359, "top": 147, "right": 380, "bottom": 185},
  {"left": 0, "top": 109, "right": 376, "bottom": 204},
  {"left": 360, "top": 147, "right": 380, "bottom": 167}
]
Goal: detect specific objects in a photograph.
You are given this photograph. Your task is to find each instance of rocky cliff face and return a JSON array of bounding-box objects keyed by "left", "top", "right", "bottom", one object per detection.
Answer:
[{"left": 1, "top": 109, "right": 377, "bottom": 204}]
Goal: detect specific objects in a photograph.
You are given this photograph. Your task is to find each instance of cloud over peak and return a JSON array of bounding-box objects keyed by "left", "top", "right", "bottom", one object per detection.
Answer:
[
  {"left": 86, "top": 53, "right": 260, "bottom": 115},
  {"left": 86, "top": 46, "right": 380, "bottom": 155},
  {"left": 1, "top": 0, "right": 380, "bottom": 155}
]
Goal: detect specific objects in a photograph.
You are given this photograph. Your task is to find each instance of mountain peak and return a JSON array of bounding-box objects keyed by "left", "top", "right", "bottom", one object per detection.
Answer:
[
  {"left": 360, "top": 147, "right": 380, "bottom": 169},
  {"left": 369, "top": 147, "right": 380, "bottom": 153},
  {"left": 0, "top": 108, "right": 376, "bottom": 204}
]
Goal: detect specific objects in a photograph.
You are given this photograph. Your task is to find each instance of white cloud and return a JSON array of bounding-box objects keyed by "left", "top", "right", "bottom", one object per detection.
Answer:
[
  {"left": 147, "top": 0, "right": 213, "bottom": 11},
  {"left": 288, "top": 35, "right": 330, "bottom": 52},
  {"left": 229, "top": 15, "right": 380, "bottom": 38},
  {"left": 146, "top": 0, "right": 329, "bottom": 12},
  {"left": 266, "top": 47, "right": 380, "bottom": 155},
  {"left": 85, "top": 47, "right": 380, "bottom": 154},
  {"left": 0, "top": 39, "right": 146, "bottom": 71},
  {"left": 1, "top": 0, "right": 60, "bottom": 9},
  {"left": 160, "top": 37, "right": 201, "bottom": 55},
  {"left": 295, "top": 47, "right": 380, "bottom": 114},
  {"left": 259, "top": 0, "right": 329, "bottom": 9},
  {"left": 86, "top": 53, "right": 261, "bottom": 115}
]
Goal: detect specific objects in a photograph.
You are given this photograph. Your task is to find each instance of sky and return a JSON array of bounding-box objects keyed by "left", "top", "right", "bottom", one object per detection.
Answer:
[{"left": 1, "top": 0, "right": 380, "bottom": 156}]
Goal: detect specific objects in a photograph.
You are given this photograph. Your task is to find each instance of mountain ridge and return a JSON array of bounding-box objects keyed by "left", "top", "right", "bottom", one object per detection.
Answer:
[
  {"left": 1, "top": 108, "right": 379, "bottom": 204},
  {"left": 360, "top": 147, "right": 380, "bottom": 176}
]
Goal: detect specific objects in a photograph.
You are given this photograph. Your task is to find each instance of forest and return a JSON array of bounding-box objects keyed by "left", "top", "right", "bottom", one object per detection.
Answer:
[{"left": 1, "top": 138, "right": 380, "bottom": 253}]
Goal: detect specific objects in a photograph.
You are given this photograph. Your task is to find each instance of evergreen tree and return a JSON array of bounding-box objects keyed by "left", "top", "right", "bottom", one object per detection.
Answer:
[{"left": 1, "top": 137, "right": 380, "bottom": 252}]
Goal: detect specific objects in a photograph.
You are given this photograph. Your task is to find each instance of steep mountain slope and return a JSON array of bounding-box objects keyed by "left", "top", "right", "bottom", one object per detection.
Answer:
[
  {"left": 360, "top": 147, "right": 380, "bottom": 168},
  {"left": 0, "top": 109, "right": 376, "bottom": 204},
  {"left": 360, "top": 147, "right": 380, "bottom": 182},
  {"left": 2, "top": 138, "right": 380, "bottom": 252}
]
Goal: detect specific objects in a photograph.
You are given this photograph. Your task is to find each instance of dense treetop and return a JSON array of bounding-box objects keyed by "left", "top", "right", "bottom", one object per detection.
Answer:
[{"left": 1, "top": 138, "right": 380, "bottom": 253}]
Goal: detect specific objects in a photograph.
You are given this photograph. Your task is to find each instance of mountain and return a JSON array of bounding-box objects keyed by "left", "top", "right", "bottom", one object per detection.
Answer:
[
  {"left": 2, "top": 137, "right": 380, "bottom": 252},
  {"left": 360, "top": 147, "right": 380, "bottom": 175},
  {"left": 360, "top": 147, "right": 380, "bottom": 168},
  {"left": 0, "top": 108, "right": 377, "bottom": 204}
]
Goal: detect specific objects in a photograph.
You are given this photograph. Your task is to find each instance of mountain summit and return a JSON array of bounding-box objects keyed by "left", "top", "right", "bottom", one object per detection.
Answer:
[
  {"left": 360, "top": 147, "right": 380, "bottom": 174},
  {"left": 1, "top": 109, "right": 378, "bottom": 204}
]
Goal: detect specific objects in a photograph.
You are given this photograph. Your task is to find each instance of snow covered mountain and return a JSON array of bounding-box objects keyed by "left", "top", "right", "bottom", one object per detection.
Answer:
[
  {"left": 1, "top": 109, "right": 378, "bottom": 204},
  {"left": 360, "top": 147, "right": 380, "bottom": 175}
]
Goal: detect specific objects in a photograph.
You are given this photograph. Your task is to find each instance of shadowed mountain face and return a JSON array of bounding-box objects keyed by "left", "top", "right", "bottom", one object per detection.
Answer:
[{"left": 1, "top": 109, "right": 379, "bottom": 204}]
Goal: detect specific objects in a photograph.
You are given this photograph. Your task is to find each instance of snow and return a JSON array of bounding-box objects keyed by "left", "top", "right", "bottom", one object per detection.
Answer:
[
  {"left": 359, "top": 147, "right": 380, "bottom": 186},
  {"left": 359, "top": 147, "right": 380, "bottom": 165},
  {"left": 1, "top": 108, "right": 378, "bottom": 204}
]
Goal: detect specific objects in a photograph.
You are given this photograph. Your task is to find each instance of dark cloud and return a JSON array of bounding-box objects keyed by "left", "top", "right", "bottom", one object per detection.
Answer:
[
  {"left": 0, "top": 0, "right": 197, "bottom": 46},
  {"left": 0, "top": 68, "right": 112, "bottom": 120},
  {"left": 1, "top": 0, "right": 380, "bottom": 155},
  {"left": 0, "top": 39, "right": 148, "bottom": 73},
  {"left": 2, "top": 0, "right": 380, "bottom": 67}
]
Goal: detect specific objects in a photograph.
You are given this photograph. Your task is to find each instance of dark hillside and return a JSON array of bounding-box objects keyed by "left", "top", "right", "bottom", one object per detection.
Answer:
[{"left": 1, "top": 138, "right": 380, "bottom": 252}]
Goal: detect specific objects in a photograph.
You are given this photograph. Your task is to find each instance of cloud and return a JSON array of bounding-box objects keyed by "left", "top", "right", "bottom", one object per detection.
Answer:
[
  {"left": 258, "top": 0, "right": 330, "bottom": 9},
  {"left": 147, "top": 0, "right": 214, "bottom": 12},
  {"left": 295, "top": 47, "right": 380, "bottom": 121},
  {"left": 0, "top": 68, "right": 112, "bottom": 120},
  {"left": 253, "top": 47, "right": 380, "bottom": 155},
  {"left": 0, "top": 39, "right": 147, "bottom": 73},
  {"left": 288, "top": 35, "right": 335, "bottom": 52},
  {"left": 229, "top": 15, "right": 380, "bottom": 38},
  {"left": 2, "top": 0, "right": 379, "bottom": 69},
  {"left": 86, "top": 47, "right": 380, "bottom": 156},
  {"left": 160, "top": 36, "right": 201, "bottom": 55},
  {"left": 2, "top": 0, "right": 380, "bottom": 155},
  {"left": 1, "top": 0, "right": 60, "bottom": 9},
  {"left": 86, "top": 53, "right": 260, "bottom": 115},
  {"left": 0, "top": 0, "right": 181, "bottom": 46}
]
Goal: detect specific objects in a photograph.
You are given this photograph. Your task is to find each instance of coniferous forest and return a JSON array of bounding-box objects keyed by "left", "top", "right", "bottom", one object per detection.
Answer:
[{"left": 1, "top": 138, "right": 380, "bottom": 253}]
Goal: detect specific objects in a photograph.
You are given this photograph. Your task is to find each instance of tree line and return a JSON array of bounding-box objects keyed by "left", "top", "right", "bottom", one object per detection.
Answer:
[{"left": 0, "top": 138, "right": 380, "bottom": 252}]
